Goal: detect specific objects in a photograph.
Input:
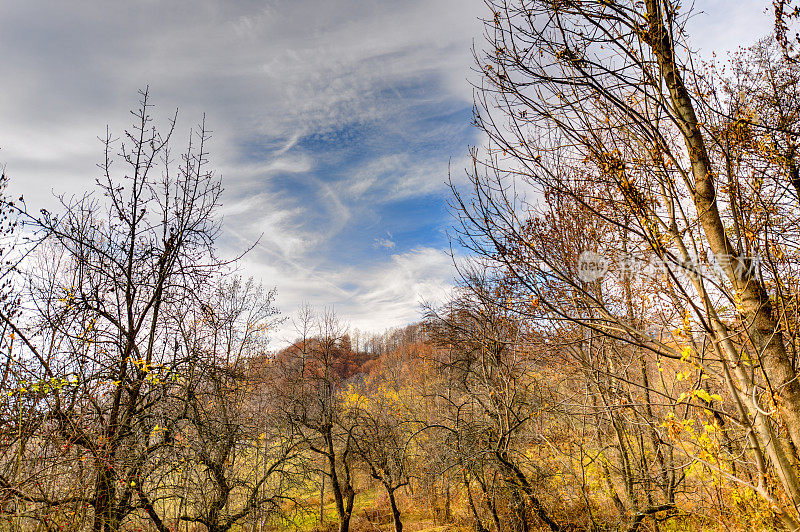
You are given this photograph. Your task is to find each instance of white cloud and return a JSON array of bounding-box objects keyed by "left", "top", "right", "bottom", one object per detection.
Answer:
[
  {"left": 253, "top": 246, "right": 458, "bottom": 346},
  {"left": 0, "top": 0, "right": 775, "bottom": 348},
  {"left": 373, "top": 233, "right": 396, "bottom": 250}
]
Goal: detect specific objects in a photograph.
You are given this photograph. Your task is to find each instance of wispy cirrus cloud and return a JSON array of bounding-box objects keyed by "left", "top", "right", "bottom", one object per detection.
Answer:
[
  {"left": 373, "top": 233, "right": 396, "bottom": 250},
  {"left": 0, "top": 0, "right": 483, "bottom": 345},
  {"left": 0, "top": 0, "right": 773, "bottom": 346}
]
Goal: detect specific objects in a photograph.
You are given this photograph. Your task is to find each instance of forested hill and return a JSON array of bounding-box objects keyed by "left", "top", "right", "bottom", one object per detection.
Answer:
[{"left": 6, "top": 0, "right": 800, "bottom": 530}]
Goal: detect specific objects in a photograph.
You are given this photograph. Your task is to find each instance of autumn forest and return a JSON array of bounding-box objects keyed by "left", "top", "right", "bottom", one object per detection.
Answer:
[{"left": 4, "top": 0, "right": 800, "bottom": 531}]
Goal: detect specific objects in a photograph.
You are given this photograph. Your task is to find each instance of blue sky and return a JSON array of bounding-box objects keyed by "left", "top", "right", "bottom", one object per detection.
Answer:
[{"left": 0, "top": 0, "right": 774, "bottom": 344}]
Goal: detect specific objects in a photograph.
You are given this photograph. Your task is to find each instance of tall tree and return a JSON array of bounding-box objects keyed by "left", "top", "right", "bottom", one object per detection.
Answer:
[
  {"left": 0, "top": 89, "right": 229, "bottom": 531},
  {"left": 271, "top": 309, "right": 360, "bottom": 532},
  {"left": 454, "top": 0, "right": 800, "bottom": 526}
]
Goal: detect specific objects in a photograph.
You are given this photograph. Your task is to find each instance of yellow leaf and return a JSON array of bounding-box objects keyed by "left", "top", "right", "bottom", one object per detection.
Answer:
[{"left": 694, "top": 389, "right": 711, "bottom": 403}]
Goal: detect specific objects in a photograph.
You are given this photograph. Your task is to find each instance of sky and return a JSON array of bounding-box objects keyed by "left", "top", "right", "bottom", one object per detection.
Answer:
[{"left": 0, "top": 0, "right": 775, "bottom": 346}]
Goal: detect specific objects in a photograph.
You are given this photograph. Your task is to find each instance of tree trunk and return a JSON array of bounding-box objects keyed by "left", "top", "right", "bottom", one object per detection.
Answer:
[
  {"left": 644, "top": 0, "right": 800, "bottom": 456},
  {"left": 338, "top": 514, "right": 351, "bottom": 532},
  {"left": 644, "top": 0, "right": 800, "bottom": 517},
  {"left": 320, "top": 466, "right": 325, "bottom": 527},
  {"left": 92, "top": 464, "right": 114, "bottom": 532},
  {"left": 328, "top": 459, "right": 348, "bottom": 532},
  {"left": 387, "top": 487, "right": 403, "bottom": 532}
]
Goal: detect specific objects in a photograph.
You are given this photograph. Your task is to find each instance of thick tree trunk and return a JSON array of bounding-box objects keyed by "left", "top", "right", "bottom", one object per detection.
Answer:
[
  {"left": 495, "top": 450, "right": 561, "bottom": 532},
  {"left": 644, "top": 0, "right": 800, "bottom": 456},
  {"left": 643, "top": 0, "right": 800, "bottom": 518},
  {"left": 92, "top": 462, "right": 115, "bottom": 532},
  {"left": 465, "top": 479, "right": 488, "bottom": 532}
]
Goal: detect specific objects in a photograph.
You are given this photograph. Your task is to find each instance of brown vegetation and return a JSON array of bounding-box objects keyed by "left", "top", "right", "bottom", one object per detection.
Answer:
[{"left": 3, "top": 1, "right": 800, "bottom": 530}]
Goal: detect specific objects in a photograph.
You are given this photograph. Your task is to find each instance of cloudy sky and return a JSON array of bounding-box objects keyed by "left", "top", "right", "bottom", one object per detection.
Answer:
[{"left": 0, "top": 0, "right": 774, "bottom": 345}]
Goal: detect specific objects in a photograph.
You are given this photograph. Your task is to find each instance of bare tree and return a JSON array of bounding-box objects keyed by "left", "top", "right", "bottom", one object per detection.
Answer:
[
  {"left": 271, "top": 308, "right": 360, "bottom": 532},
  {"left": 424, "top": 281, "right": 563, "bottom": 532},
  {"left": 0, "top": 89, "right": 231, "bottom": 531},
  {"left": 452, "top": 0, "right": 800, "bottom": 526},
  {"left": 348, "top": 373, "right": 413, "bottom": 532},
  {"left": 163, "top": 276, "right": 303, "bottom": 532}
]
